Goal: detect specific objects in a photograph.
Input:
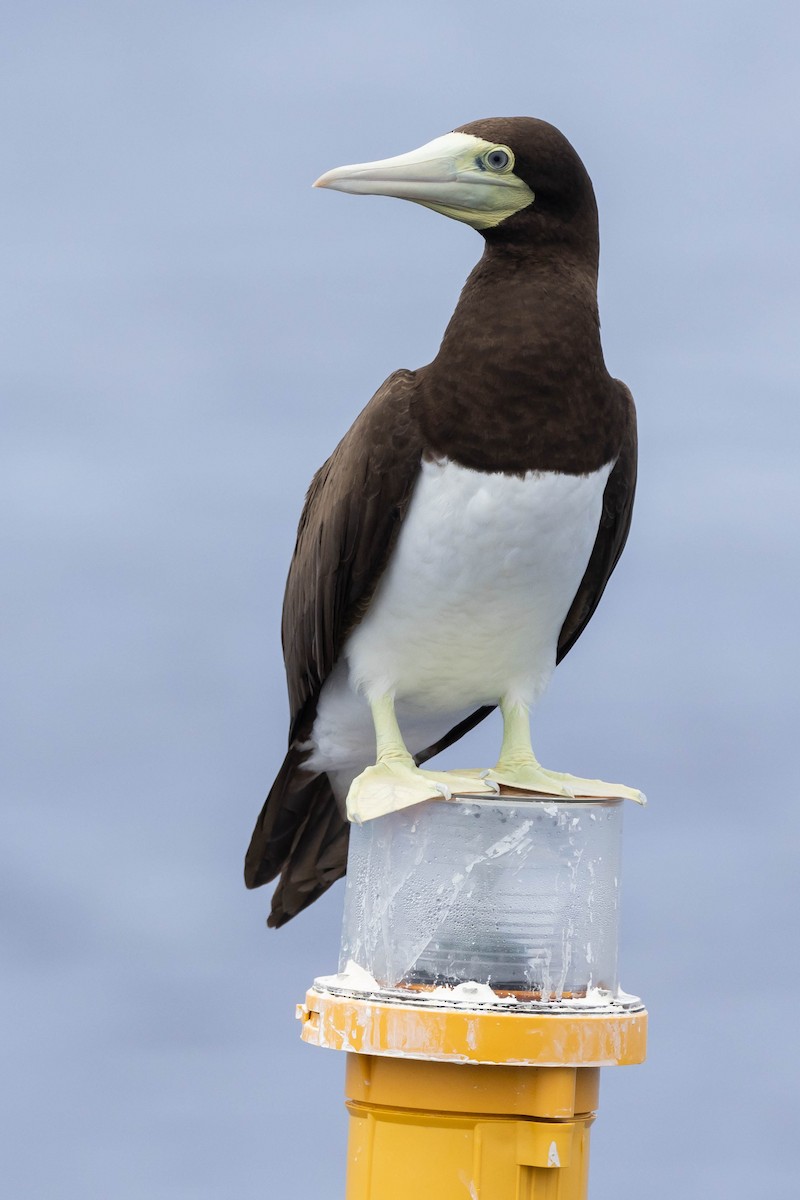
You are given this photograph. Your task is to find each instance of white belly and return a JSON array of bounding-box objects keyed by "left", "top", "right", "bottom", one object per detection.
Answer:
[{"left": 307, "top": 457, "right": 612, "bottom": 776}]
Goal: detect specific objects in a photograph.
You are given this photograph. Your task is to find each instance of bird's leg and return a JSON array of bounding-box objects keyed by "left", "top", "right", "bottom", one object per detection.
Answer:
[
  {"left": 346, "top": 694, "right": 495, "bottom": 823},
  {"left": 372, "top": 693, "right": 415, "bottom": 766},
  {"left": 484, "top": 699, "right": 646, "bottom": 804}
]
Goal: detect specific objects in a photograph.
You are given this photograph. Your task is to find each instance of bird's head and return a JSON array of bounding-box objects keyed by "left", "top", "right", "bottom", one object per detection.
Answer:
[{"left": 314, "top": 117, "right": 597, "bottom": 251}]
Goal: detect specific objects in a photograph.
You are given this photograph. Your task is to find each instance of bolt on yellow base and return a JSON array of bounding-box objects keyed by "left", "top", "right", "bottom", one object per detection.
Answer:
[{"left": 299, "top": 987, "right": 647, "bottom": 1199}]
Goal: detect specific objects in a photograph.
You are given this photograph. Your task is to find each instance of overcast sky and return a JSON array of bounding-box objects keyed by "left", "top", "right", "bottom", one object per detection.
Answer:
[{"left": 3, "top": 2, "right": 799, "bottom": 1196}]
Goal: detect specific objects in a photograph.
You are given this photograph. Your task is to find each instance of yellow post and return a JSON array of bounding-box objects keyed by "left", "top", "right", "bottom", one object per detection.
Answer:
[{"left": 298, "top": 987, "right": 647, "bottom": 1198}]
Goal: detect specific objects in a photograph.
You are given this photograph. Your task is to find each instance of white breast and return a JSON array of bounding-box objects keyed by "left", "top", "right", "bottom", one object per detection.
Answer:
[
  {"left": 350, "top": 457, "right": 611, "bottom": 705},
  {"left": 307, "top": 457, "right": 612, "bottom": 776}
]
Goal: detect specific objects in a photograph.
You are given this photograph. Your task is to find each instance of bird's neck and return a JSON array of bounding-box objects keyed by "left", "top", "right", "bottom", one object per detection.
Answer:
[
  {"left": 440, "top": 244, "right": 602, "bottom": 375},
  {"left": 415, "top": 244, "right": 617, "bottom": 475}
]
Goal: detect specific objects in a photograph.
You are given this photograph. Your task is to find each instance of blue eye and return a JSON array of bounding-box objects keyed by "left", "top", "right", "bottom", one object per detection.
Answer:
[{"left": 486, "top": 149, "right": 510, "bottom": 171}]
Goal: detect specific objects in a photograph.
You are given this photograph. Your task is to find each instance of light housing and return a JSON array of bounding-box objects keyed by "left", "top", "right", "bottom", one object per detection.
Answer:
[{"left": 336, "top": 794, "right": 629, "bottom": 1010}]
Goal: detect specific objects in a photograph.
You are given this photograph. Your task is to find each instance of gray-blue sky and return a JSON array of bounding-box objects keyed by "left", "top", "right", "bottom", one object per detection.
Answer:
[{"left": 3, "top": 2, "right": 799, "bottom": 1195}]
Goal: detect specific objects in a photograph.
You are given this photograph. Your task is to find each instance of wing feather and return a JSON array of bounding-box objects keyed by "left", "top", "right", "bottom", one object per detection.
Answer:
[
  {"left": 245, "top": 371, "right": 424, "bottom": 903},
  {"left": 557, "top": 382, "right": 637, "bottom": 661},
  {"left": 283, "top": 369, "right": 424, "bottom": 738}
]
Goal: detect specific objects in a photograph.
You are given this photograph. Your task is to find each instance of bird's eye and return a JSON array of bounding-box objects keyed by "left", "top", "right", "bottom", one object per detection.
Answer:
[{"left": 485, "top": 148, "right": 512, "bottom": 171}]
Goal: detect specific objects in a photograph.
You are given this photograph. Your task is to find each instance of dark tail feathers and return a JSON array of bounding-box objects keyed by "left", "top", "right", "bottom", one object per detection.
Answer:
[{"left": 244, "top": 744, "right": 349, "bottom": 927}]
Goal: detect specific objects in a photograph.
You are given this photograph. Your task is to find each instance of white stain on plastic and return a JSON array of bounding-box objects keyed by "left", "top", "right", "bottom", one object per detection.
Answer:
[
  {"left": 428, "top": 980, "right": 518, "bottom": 1006},
  {"left": 316, "top": 960, "right": 381, "bottom": 993}
]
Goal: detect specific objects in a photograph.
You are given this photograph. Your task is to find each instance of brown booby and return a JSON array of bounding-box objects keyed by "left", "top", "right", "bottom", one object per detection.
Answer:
[{"left": 246, "top": 117, "right": 643, "bottom": 927}]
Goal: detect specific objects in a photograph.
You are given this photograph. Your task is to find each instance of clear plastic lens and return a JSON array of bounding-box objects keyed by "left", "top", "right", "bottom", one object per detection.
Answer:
[{"left": 339, "top": 796, "right": 623, "bottom": 1005}]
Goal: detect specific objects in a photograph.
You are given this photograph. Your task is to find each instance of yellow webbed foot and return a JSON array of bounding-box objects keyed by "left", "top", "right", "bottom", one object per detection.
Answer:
[
  {"left": 484, "top": 761, "right": 646, "bottom": 805},
  {"left": 346, "top": 760, "right": 495, "bottom": 823}
]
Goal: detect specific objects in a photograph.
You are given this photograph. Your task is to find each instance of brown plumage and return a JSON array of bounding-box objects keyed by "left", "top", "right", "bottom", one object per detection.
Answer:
[{"left": 245, "top": 118, "right": 637, "bottom": 926}]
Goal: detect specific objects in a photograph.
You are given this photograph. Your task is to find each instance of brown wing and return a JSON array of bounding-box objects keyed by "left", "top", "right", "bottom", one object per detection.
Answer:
[
  {"left": 282, "top": 369, "right": 425, "bottom": 738},
  {"left": 245, "top": 370, "right": 425, "bottom": 911},
  {"left": 556, "top": 382, "right": 638, "bottom": 662}
]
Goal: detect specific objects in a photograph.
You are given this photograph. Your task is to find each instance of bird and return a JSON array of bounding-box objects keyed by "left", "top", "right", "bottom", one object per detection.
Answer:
[{"left": 245, "top": 117, "right": 643, "bottom": 928}]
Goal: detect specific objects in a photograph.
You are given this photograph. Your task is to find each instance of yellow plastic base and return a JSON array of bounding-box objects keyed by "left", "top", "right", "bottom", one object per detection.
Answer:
[
  {"left": 299, "top": 987, "right": 647, "bottom": 1066},
  {"left": 345, "top": 1054, "right": 597, "bottom": 1199},
  {"left": 298, "top": 988, "right": 647, "bottom": 1199}
]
